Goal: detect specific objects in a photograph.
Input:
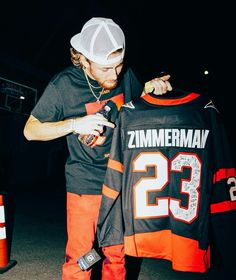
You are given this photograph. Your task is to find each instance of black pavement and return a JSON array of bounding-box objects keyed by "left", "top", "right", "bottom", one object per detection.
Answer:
[{"left": 0, "top": 186, "right": 225, "bottom": 280}]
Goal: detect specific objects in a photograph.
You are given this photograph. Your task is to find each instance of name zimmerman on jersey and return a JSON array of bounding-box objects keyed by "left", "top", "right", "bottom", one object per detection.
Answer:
[{"left": 127, "top": 129, "right": 209, "bottom": 149}]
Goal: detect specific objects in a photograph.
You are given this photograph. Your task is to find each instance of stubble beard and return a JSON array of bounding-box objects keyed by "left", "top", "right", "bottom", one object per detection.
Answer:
[{"left": 99, "top": 80, "right": 118, "bottom": 90}]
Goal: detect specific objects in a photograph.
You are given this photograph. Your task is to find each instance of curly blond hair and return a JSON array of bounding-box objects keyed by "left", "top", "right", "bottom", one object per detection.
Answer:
[{"left": 70, "top": 48, "right": 82, "bottom": 67}]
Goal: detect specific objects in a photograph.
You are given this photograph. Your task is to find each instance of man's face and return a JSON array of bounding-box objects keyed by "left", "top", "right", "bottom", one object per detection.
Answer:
[{"left": 87, "top": 56, "right": 124, "bottom": 90}]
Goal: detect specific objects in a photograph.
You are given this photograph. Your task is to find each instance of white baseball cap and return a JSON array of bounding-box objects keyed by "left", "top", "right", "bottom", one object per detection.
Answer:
[{"left": 70, "top": 17, "right": 125, "bottom": 65}]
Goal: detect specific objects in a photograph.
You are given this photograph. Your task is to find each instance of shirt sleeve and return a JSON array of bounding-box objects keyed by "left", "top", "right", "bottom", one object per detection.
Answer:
[{"left": 31, "top": 82, "right": 64, "bottom": 122}]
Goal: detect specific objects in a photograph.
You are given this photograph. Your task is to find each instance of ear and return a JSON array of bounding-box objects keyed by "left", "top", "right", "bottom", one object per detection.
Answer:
[
  {"left": 70, "top": 47, "right": 75, "bottom": 55},
  {"left": 80, "top": 55, "right": 90, "bottom": 69}
]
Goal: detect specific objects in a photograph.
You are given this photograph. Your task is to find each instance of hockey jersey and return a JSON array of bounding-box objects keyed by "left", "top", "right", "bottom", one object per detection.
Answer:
[{"left": 97, "top": 91, "right": 236, "bottom": 274}]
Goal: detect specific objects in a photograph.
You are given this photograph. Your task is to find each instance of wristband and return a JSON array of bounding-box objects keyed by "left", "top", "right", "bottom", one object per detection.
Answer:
[{"left": 71, "top": 118, "right": 77, "bottom": 134}]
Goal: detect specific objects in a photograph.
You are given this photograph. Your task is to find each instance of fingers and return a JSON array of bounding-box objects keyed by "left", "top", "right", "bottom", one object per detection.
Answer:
[
  {"left": 153, "top": 80, "right": 166, "bottom": 94},
  {"left": 151, "top": 79, "right": 168, "bottom": 95},
  {"left": 158, "top": 74, "right": 171, "bottom": 81},
  {"left": 72, "top": 114, "right": 115, "bottom": 135},
  {"left": 92, "top": 115, "right": 115, "bottom": 128},
  {"left": 158, "top": 75, "right": 172, "bottom": 91},
  {"left": 165, "top": 80, "right": 173, "bottom": 91},
  {"left": 144, "top": 75, "right": 172, "bottom": 95},
  {"left": 93, "top": 121, "right": 114, "bottom": 135},
  {"left": 101, "top": 120, "right": 116, "bottom": 128}
]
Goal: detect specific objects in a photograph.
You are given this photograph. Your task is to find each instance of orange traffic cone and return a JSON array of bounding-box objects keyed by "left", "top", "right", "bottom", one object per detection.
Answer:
[{"left": 0, "top": 193, "right": 17, "bottom": 273}]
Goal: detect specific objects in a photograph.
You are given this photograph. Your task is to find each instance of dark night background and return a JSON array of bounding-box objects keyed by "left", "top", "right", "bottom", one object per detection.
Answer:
[{"left": 0, "top": 0, "right": 235, "bottom": 192}]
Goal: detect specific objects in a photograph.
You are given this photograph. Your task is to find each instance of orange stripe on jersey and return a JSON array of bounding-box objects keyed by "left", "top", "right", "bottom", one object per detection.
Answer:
[
  {"left": 213, "top": 168, "right": 236, "bottom": 183},
  {"left": 110, "top": 93, "right": 124, "bottom": 111},
  {"left": 142, "top": 92, "right": 200, "bottom": 106},
  {"left": 85, "top": 93, "right": 124, "bottom": 114},
  {"left": 108, "top": 159, "right": 124, "bottom": 173},
  {"left": 124, "top": 230, "right": 210, "bottom": 272},
  {"left": 102, "top": 184, "right": 119, "bottom": 200},
  {"left": 211, "top": 200, "right": 236, "bottom": 213}
]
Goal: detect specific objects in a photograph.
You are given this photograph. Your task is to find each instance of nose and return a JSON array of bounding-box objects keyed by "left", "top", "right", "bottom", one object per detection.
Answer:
[{"left": 110, "top": 68, "right": 118, "bottom": 80}]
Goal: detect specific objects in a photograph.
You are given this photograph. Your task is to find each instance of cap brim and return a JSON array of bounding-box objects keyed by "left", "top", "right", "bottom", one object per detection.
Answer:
[{"left": 70, "top": 33, "right": 82, "bottom": 52}]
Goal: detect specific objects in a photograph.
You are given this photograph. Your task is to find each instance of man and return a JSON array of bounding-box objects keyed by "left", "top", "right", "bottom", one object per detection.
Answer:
[{"left": 23, "top": 17, "right": 172, "bottom": 280}]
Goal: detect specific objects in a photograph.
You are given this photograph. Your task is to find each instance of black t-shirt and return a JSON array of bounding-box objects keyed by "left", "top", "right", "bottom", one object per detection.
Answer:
[{"left": 31, "top": 65, "right": 142, "bottom": 194}]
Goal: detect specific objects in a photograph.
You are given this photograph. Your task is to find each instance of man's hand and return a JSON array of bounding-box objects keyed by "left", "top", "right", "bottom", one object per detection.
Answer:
[
  {"left": 71, "top": 114, "right": 115, "bottom": 136},
  {"left": 143, "top": 74, "right": 172, "bottom": 96}
]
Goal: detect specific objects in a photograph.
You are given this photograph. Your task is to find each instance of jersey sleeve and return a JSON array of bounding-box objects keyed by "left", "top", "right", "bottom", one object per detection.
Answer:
[
  {"left": 97, "top": 114, "right": 124, "bottom": 247},
  {"left": 208, "top": 105, "right": 236, "bottom": 277}
]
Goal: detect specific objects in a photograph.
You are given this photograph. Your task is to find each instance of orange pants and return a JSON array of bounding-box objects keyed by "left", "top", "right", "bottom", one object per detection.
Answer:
[{"left": 62, "top": 192, "right": 125, "bottom": 280}]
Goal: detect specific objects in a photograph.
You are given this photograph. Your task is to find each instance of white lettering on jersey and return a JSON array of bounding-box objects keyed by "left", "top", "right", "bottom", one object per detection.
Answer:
[
  {"left": 127, "top": 129, "right": 209, "bottom": 149},
  {"left": 127, "top": 131, "right": 135, "bottom": 148},
  {"left": 228, "top": 177, "right": 236, "bottom": 201}
]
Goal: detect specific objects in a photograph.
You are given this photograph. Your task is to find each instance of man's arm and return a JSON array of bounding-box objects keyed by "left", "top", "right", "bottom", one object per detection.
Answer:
[
  {"left": 23, "top": 115, "right": 73, "bottom": 141},
  {"left": 23, "top": 114, "right": 115, "bottom": 141}
]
